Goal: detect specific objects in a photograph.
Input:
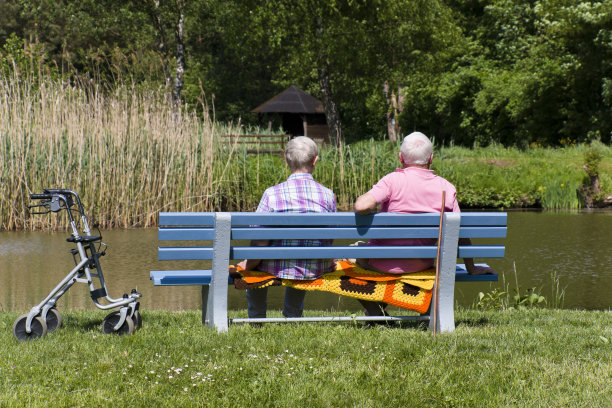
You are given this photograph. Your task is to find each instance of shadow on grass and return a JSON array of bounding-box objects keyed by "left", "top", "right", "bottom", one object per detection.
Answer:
[
  {"left": 63, "top": 315, "right": 105, "bottom": 332},
  {"left": 360, "top": 320, "right": 429, "bottom": 331},
  {"left": 455, "top": 317, "right": 491, "bottom": 328}
]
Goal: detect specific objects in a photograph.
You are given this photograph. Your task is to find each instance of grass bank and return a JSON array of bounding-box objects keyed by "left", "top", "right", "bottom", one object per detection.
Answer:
[
  {"left": 1, "top": 76, "right": 611, "bottom": 230},
  {"left": 0, "top": 309, "right": 610, "bottom": 407}
]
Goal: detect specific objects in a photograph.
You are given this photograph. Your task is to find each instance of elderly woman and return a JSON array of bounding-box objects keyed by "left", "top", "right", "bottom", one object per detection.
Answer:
[{"left": 238, "top": 136, "right": 337, "bottom": 319}]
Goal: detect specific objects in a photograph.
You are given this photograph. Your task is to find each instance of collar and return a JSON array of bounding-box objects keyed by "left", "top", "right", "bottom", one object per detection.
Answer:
[
  {"left": 395, "top": 166, "right": 434, "bottom": 174},
  {"left": 288, "top": 173, "right": 314, "bottom": 181}
]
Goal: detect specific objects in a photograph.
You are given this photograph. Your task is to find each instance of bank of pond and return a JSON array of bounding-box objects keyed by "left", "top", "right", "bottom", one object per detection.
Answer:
[{"left": 2, "top": 142, "right": 612, "bottom": 231}]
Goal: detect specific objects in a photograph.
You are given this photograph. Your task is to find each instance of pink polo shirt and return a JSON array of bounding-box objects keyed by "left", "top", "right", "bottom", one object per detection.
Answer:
[{"left": 366, "top": 167, "right": 460, "bottom": 273}]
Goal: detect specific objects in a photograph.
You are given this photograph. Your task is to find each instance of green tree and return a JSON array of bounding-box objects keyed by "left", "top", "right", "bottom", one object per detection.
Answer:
[{"left": 439, "top": 0, "right": 612, "bottom": 146}]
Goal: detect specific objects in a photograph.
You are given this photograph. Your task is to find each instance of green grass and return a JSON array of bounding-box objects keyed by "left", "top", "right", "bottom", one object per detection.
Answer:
[{"left": 1, "top": 309, "right": 611, "bottom": 407}]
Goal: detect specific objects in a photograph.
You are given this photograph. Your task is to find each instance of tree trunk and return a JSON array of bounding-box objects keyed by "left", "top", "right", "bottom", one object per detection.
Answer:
[
  {"left": 172, "top": 0, "right": 185, "bottom": 102},
  {"left": 149, "top": 0, "right": 172, "bottom": 88},
  {"left": 315, "top": 17, "right": 342, "bottom": 146},
  {"left": 384, "top": 82, "right": 403, "bottom": 142},
  {"left": 318, "top": 63, "right": 342, "bottom": 146}
]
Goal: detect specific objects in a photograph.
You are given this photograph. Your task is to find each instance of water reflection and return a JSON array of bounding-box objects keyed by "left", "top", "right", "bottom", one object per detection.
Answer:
[
  {"left": 1, "top": 211, "right": 611, "bottom": 313},
  {"left": 0, "top": 228, "right": 357, "bottom": 312}
]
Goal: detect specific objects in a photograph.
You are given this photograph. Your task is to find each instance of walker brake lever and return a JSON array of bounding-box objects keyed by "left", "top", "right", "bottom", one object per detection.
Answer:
[{"left": 27, "top": 203, "right": 51, "bottom": 215}]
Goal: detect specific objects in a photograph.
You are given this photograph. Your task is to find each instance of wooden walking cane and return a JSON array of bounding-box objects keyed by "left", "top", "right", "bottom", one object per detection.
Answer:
[{"left": 433, "top": 191, "right": 446, "bottom": 337}]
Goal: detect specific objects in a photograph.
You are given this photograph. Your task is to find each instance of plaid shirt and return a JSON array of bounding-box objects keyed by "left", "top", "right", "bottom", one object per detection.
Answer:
[{"left": 255, "top": 173, "right": 336, "bottom": 280}]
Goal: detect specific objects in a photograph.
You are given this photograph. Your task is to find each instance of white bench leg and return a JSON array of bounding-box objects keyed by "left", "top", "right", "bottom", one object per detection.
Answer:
[
  {"left": 206, "top": 212, "right": 231, "bottom": 332},
  {"left": 429, "top": 212, "right": 460, "bottom": 333}
]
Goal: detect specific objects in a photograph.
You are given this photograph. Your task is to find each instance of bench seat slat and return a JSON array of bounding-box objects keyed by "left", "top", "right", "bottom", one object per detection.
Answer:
[
  {"left": 150, "top": 270, "right": 234, "bottom": 285},
  {"left": 159, "top": 212, "right": 507, "bottom": 227},
  {"left": 149, "top": 263, "right": 497, "bottom": 286},
  {"left": 158, "top": 245, "right": 505, "bottom": 260}
]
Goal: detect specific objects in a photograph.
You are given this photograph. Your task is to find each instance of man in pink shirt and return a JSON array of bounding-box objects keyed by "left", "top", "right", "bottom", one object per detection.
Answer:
[{"left": 354, "top": 132, "right": 494, "bottom": 315}]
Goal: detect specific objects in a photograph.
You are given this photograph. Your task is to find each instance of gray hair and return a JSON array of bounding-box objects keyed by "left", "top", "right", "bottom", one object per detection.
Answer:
[
  {"left": 285, "top": 136, "right": 319, "bottom": 172},
  {"left": 400, "top": 132, "right": 433, "bottom": 165}
]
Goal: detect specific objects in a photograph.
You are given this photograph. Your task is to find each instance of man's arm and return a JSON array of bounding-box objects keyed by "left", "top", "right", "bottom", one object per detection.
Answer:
[
  {"left": 354, "top": 193, "right": 378, "bottom": 215},
  {"left": 459, "top": 238, "right": 497, "bottom": 275}
]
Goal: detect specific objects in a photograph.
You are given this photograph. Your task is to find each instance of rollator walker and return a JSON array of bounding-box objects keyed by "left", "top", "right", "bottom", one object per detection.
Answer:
[{"left": 13, "top": 189, "right": 142, "bottom": 341}]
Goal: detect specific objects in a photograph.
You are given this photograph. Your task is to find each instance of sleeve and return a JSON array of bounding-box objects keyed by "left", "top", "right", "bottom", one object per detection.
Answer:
[
  {"left": 367, "top": 174, "right": 393, "bottom": 205},
  {"left": 452, "top": 191, "right": 460, "bottom": 212},
  {"left": 329, "top": 190, "right": 337, "bottom": 212},
  {"left": 256, "top": 188, "right": 271, "bottom": 213},
  {"left": 448, "top": 186, "right": 460, "bottom": 213}
]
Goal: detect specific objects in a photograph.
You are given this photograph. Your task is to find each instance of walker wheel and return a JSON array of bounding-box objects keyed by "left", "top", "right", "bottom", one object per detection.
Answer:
[
  {"left": 132, "top": 310, "right": 142, "bottom": 330},
  {"left": 45, "top": 308, "right": 63, "bottom": 333},
  {"left": 102, "top": 311, "right": 135, "bottom": 335},
  {"left": 13, "top": 314, "right": 48, "bottom": 341}
]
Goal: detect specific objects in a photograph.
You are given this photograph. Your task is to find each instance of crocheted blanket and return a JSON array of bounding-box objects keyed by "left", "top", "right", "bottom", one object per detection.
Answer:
[{"left": 230, "top": 260, "right": 434, "bottom": 314}]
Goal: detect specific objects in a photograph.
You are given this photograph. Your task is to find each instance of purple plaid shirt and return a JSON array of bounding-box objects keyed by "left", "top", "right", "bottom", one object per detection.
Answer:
[{"left": 255, "top": 173, "right": 336, "bottom": 280}]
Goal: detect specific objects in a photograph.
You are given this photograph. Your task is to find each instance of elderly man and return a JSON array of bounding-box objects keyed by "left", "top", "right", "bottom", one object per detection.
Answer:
[
  {"left": 354, "top": 131, "right": 494, "bottom": 315},
  {"left": 238, "top": 136, "right": 336, "bottom": 319}
]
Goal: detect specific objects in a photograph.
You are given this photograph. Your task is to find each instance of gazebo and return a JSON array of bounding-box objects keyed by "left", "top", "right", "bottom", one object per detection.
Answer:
[{"left": 252, "top": 85, "right": 330, "bottom": 145}]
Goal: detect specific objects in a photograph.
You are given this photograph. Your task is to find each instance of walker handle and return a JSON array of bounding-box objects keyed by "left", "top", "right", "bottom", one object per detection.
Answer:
[
  {"left": 43, "top": 189, "right": 74, "bottom": 195},
  {"left": 30, "top": 193, "right": 53, "bottom": 200}
]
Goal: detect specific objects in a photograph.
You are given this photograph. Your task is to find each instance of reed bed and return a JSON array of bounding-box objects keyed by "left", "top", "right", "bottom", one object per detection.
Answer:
[
  {"left": 0, "top": 74, "right": 247, "bottom": 230},
  {"left": 1, "top": 75, "right": 610, "bottom": 231}
]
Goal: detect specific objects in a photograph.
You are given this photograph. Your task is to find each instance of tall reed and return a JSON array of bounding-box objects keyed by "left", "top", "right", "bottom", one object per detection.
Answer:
[{"left": 0, "top": 73, "right": 244, "bottom": 230}]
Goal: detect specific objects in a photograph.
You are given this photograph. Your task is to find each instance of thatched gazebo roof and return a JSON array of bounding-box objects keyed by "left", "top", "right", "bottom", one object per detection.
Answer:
[{"left": 251, "top": 85, "right": 324, "bottom": 114}]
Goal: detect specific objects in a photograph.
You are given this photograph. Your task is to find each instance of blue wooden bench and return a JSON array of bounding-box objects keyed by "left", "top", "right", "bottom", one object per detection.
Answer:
[{"left": 150, "top": 211, "right": 506, "bottom": 333}]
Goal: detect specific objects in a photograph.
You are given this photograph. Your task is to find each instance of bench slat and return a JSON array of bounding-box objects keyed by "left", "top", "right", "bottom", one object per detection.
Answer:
[
  {"left": 159, "top": 226, "right": 507, "bottom": 241},
  {"left": 158, "top": 245, "right": 505, "bottom": 260},
  {"left": 150, "top": 270, "right": 212, "bottom": 285},
  {"left": 150, "top": 270, "right": 235, "bottom": 285},
  {"left": 159, "top": 227, "right": 215, "bottom": 241},
  {"left": 150, "top": 263, "right": 498, "bottom": 286},
  {"left": 159, "top": 212, "right": 507, "bottom": 227}
]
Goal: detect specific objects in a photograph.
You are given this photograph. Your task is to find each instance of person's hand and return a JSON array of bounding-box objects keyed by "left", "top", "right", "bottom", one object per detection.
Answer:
[{"left": 468, "top": 265, "right": 497, "bottom": 275}]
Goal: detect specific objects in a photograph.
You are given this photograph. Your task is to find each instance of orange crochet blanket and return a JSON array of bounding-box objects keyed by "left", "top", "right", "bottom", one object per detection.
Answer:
[{"left": 230, "top": 260, "right": 434, "bottom": 314}]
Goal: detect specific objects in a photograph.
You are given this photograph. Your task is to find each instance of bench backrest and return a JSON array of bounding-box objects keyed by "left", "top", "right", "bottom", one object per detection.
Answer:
[{"left": 158, "top": 212, "right": 506, "bottom": 261}]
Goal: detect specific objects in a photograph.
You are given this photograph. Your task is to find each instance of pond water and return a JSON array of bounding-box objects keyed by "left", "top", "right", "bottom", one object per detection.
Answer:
[{"left": 0, "top": 211, "right": 611, "bottom": 313}]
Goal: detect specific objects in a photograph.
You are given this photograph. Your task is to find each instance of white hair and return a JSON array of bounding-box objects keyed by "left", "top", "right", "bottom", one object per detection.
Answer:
[
  {"left": 400, "top": 132, "right": 433, "bottom": 165},
  {"left": 285, "top": 136, "right": 318, "bottom": 172}
]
